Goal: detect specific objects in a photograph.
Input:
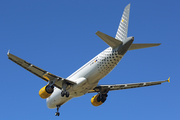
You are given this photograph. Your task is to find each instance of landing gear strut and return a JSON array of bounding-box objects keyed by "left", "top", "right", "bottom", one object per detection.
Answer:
[
  {"left": 61, "top": 81, "right": 70, "bottom": 97},
  {"left": 55, "top": 105, "right": 60, "bottom": 116}
]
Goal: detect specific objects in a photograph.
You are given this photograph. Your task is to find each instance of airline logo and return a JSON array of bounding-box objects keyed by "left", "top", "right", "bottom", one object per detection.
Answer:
[{"left": 122, "top": 19, "right": 124, "bottom": 22}]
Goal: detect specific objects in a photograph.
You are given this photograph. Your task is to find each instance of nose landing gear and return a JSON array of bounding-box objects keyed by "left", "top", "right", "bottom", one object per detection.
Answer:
[{"left": 55, "top": 105, "right": 60, "bottom": 116}]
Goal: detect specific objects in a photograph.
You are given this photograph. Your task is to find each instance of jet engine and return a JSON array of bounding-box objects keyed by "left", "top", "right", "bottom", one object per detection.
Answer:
[
  {"left": 39, "top": 85, "right": 54, "bottom": 99},
  {"left": 91, "top": 94, "right": 107, "bottom": 106}
]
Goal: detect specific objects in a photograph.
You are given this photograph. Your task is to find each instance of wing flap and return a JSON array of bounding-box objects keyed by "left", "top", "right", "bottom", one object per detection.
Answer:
[
  {"left": 88, "top": 79, "right": 170, "bottom": 93},
  {"left": 7, "top": 52, "right": 76, "bottom": 89}
]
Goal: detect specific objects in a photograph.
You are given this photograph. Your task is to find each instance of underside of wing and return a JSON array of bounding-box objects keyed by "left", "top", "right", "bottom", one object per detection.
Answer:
[
  {"left": 7, "top": 52, "right": 76, "bottom": 89},
  {"left": 88, "top": 78, "right": 170, "bottom": 93}
]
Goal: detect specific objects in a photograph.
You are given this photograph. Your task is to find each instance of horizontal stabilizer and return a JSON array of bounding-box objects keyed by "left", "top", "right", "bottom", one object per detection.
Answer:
[
  {"left": 128, "top": 43, "right": 161, "bottom": 50},
  {"left": 96, "top": 31, "right": 122, "bottom": 49}
]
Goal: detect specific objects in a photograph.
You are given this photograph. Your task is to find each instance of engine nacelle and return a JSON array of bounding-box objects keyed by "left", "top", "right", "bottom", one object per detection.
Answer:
[
  {"left": 39, "top": 85, "right": 54, "bottom": 99},
  {"left": 91, "top": 94, "right": 107, "bottom": 106}
]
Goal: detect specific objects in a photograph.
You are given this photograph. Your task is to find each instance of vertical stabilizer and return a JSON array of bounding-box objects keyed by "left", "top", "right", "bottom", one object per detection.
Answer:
[{"left": 115, "top": 4, "right": 130, "bottom": 42}]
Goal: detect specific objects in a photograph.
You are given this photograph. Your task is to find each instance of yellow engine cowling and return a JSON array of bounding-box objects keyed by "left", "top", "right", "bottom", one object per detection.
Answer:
[
  {"left": 39, "top": 85, "right": 53, "bottom": 99},
  {"left": 91, "top": 94, "right": 103, "bottom": 106}
]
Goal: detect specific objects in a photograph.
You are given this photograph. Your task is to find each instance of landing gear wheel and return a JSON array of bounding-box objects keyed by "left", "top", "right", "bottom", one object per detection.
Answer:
[
  {"left": 61, "top": 91, "right": 70, "bottom": 97},
  {"left": 66, "top": 91, "right": 69, "bottom": 97},
  {"left": 98, "top": 93, "right": 107, "bottom": 103},
  {"left": 61, "top": 91, "right": 65, "bottom": 97},
  {"left": 55, "top": 112, "right": 60, "bottom": 116},
  {"left": 97, "top": 96, "right": 100, "bottom": 102},
  {"left": 101, "top": 97, "right": 106, "bottom": 103}
]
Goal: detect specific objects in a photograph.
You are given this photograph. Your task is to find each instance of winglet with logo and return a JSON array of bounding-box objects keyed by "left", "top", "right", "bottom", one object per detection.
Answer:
[{"left": 167, "top": 77, "right": 170, "bottom": 83}]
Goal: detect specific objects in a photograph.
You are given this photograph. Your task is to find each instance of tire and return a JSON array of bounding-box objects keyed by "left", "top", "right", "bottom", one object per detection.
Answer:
[
  {"left": 61, "top": 91, "right": 65, "bottom": 97},
  {"left": 97, "top": 95, "right": 101, "bottom": 102},
  {"left": 55, "top": 112, "right": 60, "bottom": 116},
  {"left": 66, "top": 92, "right": 69, "bottom": 97},
  {"left": 101, "top": 97, "right": 106, "bottom": 103}
]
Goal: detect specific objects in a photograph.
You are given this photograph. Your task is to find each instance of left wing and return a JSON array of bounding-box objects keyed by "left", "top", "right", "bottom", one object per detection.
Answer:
[
  {"left": 7, "top": 52, "right": 76, "bottom": 89},
  {"left": 88, "top": 78, "right": 170, "bottom": 93}
]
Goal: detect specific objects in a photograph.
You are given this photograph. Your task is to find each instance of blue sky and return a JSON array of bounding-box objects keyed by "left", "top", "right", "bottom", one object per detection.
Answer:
[{"left": 1, "top": 0, "right": 180, "bottom": 119}]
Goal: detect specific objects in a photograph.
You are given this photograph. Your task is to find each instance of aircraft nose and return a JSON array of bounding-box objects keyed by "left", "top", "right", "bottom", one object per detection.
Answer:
[
  {"left": 46, "top": 98, "right": 50, "bottom": 108},
  {"left": 46, "top": 97, "right": 56, "bottom": 109}
]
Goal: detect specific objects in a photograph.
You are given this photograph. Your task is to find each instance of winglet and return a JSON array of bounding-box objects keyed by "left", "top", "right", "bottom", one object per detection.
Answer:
[
  {"left": 167, "top": 77, "right": 170, "bottom": 83},
  {"left": 7, "top": 50, "right": 10, "bottom": 56}
]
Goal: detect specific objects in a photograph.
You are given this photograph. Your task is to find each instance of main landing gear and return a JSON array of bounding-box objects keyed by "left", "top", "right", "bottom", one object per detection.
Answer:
[
  {"left": 55, "top": 105, "right": 60, "bottom": 116},
  {"left": 97, "top": 93, "right": 108, "bottom": 103},
  {"left": 61, "top": 91, "right": 69, "bottom": 97},
  {"left": 61, "top": 81, "right": 70, "bottom": 97}
]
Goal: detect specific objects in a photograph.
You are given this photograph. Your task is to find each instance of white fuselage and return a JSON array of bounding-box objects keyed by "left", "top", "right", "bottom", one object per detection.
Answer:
[
  {"left": 46, "top": 46, "right": 124, "bottom": 108},
  {"left": 46, "top": 3, "right": 134, "bottom": 109}
]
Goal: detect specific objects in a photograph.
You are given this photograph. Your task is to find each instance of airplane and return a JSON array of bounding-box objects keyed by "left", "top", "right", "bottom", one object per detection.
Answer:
[{"left": 7, "top": 4, "right": 170, "bottom": 116}]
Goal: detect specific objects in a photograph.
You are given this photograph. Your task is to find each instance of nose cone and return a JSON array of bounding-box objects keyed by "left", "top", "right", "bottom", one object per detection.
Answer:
[
  {"left": 46, "top": 97, "right": 56, "bottom": 109},
  {"left": 46, "top": 97, "right": 51, "bottom": 108}
]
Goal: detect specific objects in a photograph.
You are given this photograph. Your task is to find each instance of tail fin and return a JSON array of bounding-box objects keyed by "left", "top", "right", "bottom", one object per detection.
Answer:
[{"left": 115, "top": 4, "right": 130, "bottom": 42}]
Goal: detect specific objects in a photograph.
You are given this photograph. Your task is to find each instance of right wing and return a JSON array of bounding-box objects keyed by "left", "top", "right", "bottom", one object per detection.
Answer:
[
  {"left": 88, "top": 78, "right": 170, "bottom": 93},
  {"left": 7, "top": 52, "right": 76, "bottom": 89},
  {"left": 128, "top": 43, "right": 161, "bottom": 50}
]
